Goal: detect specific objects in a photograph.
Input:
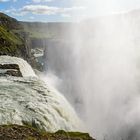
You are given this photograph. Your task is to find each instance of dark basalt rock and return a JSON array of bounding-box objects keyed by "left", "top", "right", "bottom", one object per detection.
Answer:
[
  {"left": 5, "top": 69, "right": 22, "bottom": 77},
  {"left": 0, "top": 64, "right": 22, "bottom": 77},
  {"left": 0, "top": 64, "right": 20, "bottom": 70}
]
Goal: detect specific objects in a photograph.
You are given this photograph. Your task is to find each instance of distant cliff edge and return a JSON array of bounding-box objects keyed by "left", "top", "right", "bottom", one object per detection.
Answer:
[{"left": 0, "top": 12, "right": 74, "bottom": 71}]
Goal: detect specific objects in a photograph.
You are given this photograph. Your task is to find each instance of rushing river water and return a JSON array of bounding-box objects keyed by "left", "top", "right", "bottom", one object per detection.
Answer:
[{"left": 0, "top": 55, "right": 82, "bottom": 132}]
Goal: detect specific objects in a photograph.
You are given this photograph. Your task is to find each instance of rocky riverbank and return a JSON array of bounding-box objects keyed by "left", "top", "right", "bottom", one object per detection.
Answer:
[{"left": 0, "top": 124, "right": 95, "bottom": 140}]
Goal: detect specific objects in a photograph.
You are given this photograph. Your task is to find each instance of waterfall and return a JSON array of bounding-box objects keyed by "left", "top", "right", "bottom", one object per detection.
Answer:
[{"left": 0, "top": 55, "right": 83, "bottom": 132}]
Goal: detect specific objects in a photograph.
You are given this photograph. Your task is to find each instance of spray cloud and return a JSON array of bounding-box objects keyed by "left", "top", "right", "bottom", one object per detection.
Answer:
[{"left": 44, "top": 1, "right": 140, "bottom": 140}]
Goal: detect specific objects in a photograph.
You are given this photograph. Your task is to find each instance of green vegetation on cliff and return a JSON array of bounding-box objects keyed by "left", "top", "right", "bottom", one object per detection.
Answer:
[
  {"left": 0, "top": 12, "right": 22, "bottom": 30},
  {"left": 0, "top": 13, "right": 27, "bottom": 58},
  {"left": 0, "top": 125, "right": 95, "bottom": 140},
  {"left": 0, "top": 25, "right": 24, "bottom": 56}
]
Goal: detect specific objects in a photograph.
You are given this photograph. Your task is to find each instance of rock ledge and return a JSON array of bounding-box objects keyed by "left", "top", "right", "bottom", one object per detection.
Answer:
[{"left": 0, "top": 125, "right": 95, "bottom": 140}]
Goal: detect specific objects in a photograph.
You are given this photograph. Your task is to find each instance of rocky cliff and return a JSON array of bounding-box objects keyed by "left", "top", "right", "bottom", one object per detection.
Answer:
[
  {"left": 0, "top": 12, "right": 74, "bottom": 71},
  {"left": 0, "top": 125, "right": 95, "bottom": 140},
  {"left": 0, "top": 13, "right": 33, "bottom": 62}
]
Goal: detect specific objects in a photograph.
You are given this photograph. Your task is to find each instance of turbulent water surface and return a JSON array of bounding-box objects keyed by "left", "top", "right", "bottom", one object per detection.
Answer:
[{"left": 0, "top": 56, "right": 82, "bottom": 132}]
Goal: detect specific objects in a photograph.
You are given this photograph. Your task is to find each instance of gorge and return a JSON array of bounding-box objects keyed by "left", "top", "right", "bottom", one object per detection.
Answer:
[
  {"left": 1, "top": 8, "right": 140, "bottom": 140},
  {"left": 0, "top": 13, "right": 94, "bottom": 140}
]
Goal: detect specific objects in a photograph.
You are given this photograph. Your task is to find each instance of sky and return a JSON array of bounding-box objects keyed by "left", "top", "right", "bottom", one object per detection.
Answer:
[{"left": 1, "top": 0, "right": 140, "bottom": 22}]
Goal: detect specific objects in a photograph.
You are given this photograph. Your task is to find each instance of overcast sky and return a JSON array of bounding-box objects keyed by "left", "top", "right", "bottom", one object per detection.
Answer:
[{"left": 0, "top": 0, "right": 140, "bottom": 22}]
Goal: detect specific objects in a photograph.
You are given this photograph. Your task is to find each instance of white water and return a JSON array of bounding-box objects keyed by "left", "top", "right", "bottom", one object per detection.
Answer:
[
  {"left": 0, "top": 55, "right": 82, "bottom": 132},
  {"left": 0, "top": 56, "right": 36, "bottom": 77}
]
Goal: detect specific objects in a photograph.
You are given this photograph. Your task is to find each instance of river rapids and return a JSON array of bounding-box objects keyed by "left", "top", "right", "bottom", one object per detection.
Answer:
[{"left": 0, "top": 55, "right": 82, "bottom": 132}]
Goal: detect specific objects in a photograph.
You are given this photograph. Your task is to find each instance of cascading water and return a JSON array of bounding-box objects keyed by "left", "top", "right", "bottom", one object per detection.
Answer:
[{"left": 0, "top": 55, "right": 82, "bottom": 132}]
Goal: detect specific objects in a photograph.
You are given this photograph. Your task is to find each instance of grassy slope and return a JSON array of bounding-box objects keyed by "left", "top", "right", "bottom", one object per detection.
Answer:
[
  {"left": 0, "top": 12, "right": 22, "bottom": 30},
  {"left": 0, "top": 25, "right": 23, "bottom": 55},
  {"left": 0, "top": 13, "right": 24, "bottom": 56},
  {"left": 0, "top": 26, "right": 22, "bottom": 44}
]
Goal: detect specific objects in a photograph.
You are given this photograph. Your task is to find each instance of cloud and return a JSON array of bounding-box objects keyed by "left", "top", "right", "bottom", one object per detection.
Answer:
[
  {"left": 4, "top": 7, "right": 26, "bottom": 16},
  {"left": 21, "top": 5, "right": 86, "bottom": 16},
  {"left": 21, "top": 5, "right": 59, "bottom": 15},
  {"left": 32, "top": 0, "right": 53, "bottom": 3},
  {"left": 4, "top": 4, "right": 86, "bottom": 20},
  {"left": 0, "top": 0, "right": 17, "bottom": 2},
  {"left": 0, "top": 0, "right": 9, "bottom": 2},
  {"left": 61, "top": 13, "right": 71, "bottom": 18},
  {"left": 29, "top": 16, "right": 35, "bottom": 19}
]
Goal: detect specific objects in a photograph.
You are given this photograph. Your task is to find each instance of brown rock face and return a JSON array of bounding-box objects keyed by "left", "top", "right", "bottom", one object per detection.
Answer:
[
  {"left": 0, "top": 64, "right": 20, "bottom": 70},
  {"left": 0, "top": 64, "right": 22, "bottom": 77}
]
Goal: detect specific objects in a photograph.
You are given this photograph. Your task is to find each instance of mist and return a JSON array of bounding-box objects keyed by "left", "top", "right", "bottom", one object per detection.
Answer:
[{"left": 43, "top": 6, "right": 140, "bottom": 140}]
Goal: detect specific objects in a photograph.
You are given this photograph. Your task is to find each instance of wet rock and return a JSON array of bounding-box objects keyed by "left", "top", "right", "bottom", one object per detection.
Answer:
[
  {"left": 0, "top": 64, "right": 20, "bottom": 70},
  {"left": 5, "top": 69, "right": 22, "bottom": 77},
  {"left": 0, "top": 64, "right": 22, "bottom": 77}
]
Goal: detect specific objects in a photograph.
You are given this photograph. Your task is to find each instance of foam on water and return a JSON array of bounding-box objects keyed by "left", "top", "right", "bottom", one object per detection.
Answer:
[
  {"left": 0, "top": 55, "right": 83, "bottom": 132},
  {"left": 0, "top": 56, "right": 36, "bottom": 77}
]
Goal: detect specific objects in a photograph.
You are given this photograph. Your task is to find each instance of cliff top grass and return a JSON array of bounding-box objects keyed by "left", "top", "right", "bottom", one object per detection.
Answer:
[
  {"left": 0, "top": 25, "right": 22, "bottom": 45},
  {"left": 0, "top": 25, "right": 24, "bottom": 56},
  {"left": 0, "top": 124, "right": 95, "bottom": 140}
]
